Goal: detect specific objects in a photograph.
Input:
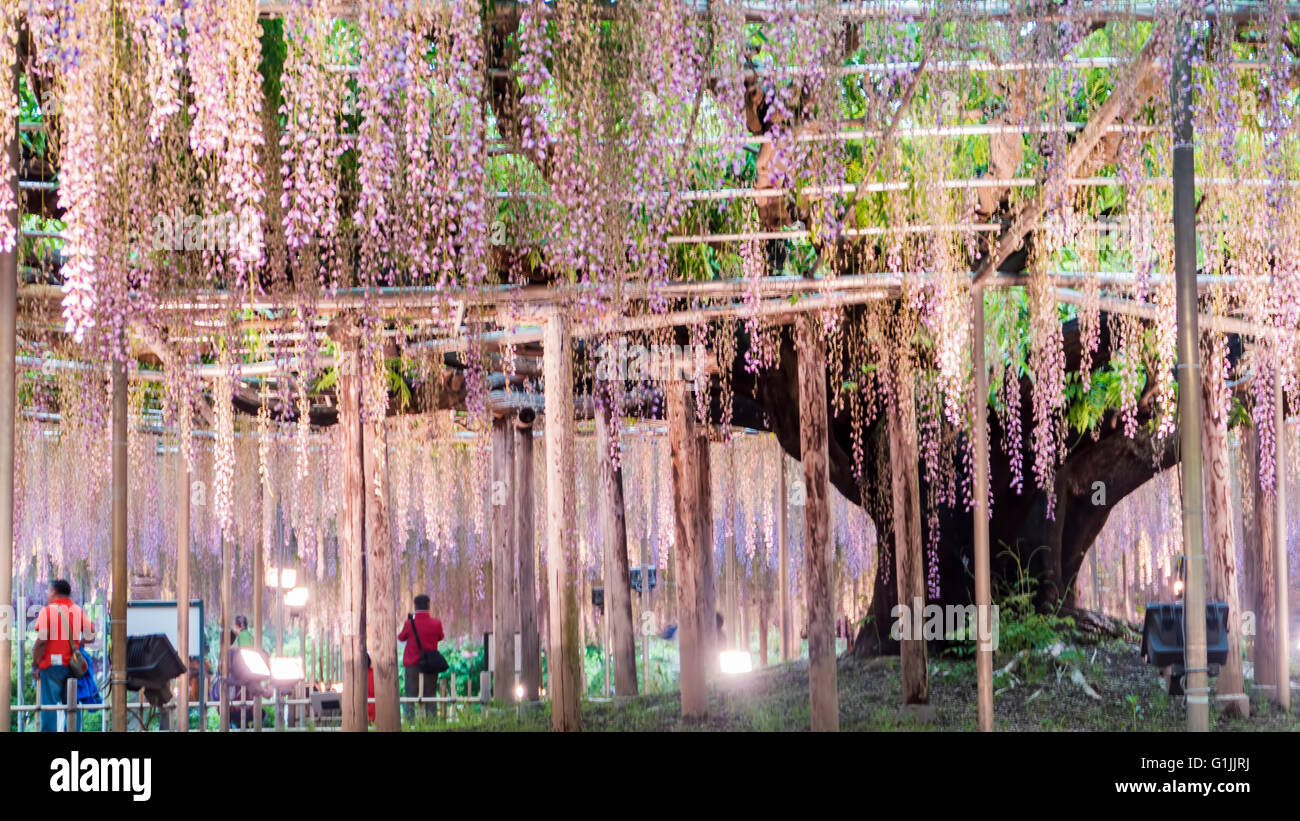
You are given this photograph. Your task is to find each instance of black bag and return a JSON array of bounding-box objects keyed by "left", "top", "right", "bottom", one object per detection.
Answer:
[{"left": 407, "top": 615, "right": 448, "bottom": 676}]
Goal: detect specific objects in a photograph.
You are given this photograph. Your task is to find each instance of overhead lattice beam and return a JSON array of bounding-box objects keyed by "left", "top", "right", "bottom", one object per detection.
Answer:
[{"left": 971, "top": 34, "right": 1163, "bottom": 285}]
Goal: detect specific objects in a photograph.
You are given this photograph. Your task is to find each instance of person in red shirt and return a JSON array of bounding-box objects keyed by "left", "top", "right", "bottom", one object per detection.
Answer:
[
  {"left": 397, "top": 594, "right": 444, "bottom": 721},
  {"left": 31, "top": 579, "right": 93, "bottom": 732},
  {"left": 365, "top": 652, "right": 375, "bottom": 723}
]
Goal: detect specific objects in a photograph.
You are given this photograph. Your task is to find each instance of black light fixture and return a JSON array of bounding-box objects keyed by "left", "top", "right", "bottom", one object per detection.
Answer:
[{"left": 125, "top": 634, "right": 186, "bottom": 707}]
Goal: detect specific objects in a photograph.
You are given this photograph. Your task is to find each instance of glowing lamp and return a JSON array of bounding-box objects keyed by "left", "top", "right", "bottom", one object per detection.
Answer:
[
  {"left": 514, "top": 683, "right": 525, "bottom": 701},
  {"left": 267, "top": 567, "right": 297, "bottom": 589},
  {"left": 232, "top": 647, "right": 270, "bottom": 682},
  {"left": 270, "top": 656, "right": 304, "bottom": 684},
  {"left": 284, "top": 586, "right": 309, "bottom": 608},
  {"left": 719, "top": 650, "right": 753, "bottom": 675},
  {"left": 1173, "top": 579, "right": 1184, "bottom": 597}
]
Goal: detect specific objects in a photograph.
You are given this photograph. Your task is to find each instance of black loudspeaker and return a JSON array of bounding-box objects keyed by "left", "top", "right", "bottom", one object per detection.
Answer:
[
  {"left": 1141, "top": 602, "right": 1230, "bottom": 670},
  {"left": 592, "top": 586, "right": 605, "bottom": 614},
  {"left": 629, "top": 566, "right": 658, "bottom": 593}
]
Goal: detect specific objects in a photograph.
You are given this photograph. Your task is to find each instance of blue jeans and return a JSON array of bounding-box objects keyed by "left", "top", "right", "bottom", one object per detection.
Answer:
[{"left": 39, "top": 665, "right": 82, "bottom": 732}]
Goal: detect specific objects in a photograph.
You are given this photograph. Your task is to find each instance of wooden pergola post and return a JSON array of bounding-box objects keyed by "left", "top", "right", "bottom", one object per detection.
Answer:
[
  {"left": 777, "top": 441, "right": 793, "bottom": 661},
  {"left": 110, "top": 359, "right": 129, "bottom": 732},
  {"left": 364, "top": 415, "right": 399, "bottom": 730},
  {"left": 252, "top": 483, "right": 265, "bottom": 731},
  {"left": 0, "top": 46, "right": 16, "bottom": 735},
  {"left": 971, "top": 286, "right": 994, "bottom": 731},
  {"left": 667, "top": 379, "right": 706, "bottom": 719},
  {"left": 1272, "top": 371, "right": 1290, "bottom": 711},
  {"left": 218, "top": 530, "right": 231, "bottom": 732},
  {"left": 888, "top": 342, "right": 928, "bottom": 706},
  {"left": 491, "top": 413, "right": 517, "bottom": 698},
  {"left": 175, "top": 452, "right": 191, "bottom": 731},
  {"left": 515, "top": 409, "right": 541, "bottom": 701},
  {"left": 543, "top": 310, "right": 582, "bottom": 731},
  {"left": 596, "top": 397, "right": 638, "bottom": 696},
  {"left": 795, "top": 314, "right": 838, "bottom": 731},
  {"left": 330, "top": 317, "right": 367, "bottom": 731},
  {"left": 1201, "top": 345, "right": 1246, "bottom": 717},
  {"left": 697, "top": 424, "right": 717, "bottom": 677}
]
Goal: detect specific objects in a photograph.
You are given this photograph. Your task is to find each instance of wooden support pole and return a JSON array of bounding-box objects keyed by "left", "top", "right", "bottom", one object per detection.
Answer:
[
  {"left": 1273, "top": 372, "right": 1290, "bottom": 711},
  {"left": 176, "top": 454, "right": 191, "bottom": 732},
  {"left": 491, "top": 414, "right": 517, "bottom": 697},
  {"left": 0, "top": 44, "right": 16, "bottom": 735},
  {"left": 1171, "top": 25, "right": 1209, "bottom": 731},
  {"left": 218, "top": 530, "right": 231, "bottom": 732},
  {"left": 971, "top": 286, "right": 994, "bottom": 731},
  {"left": 697, "top": 426, "right": 717, "bottom": 678},
  {"left": 543, "top": 311, "right": 582, "bottom": 731},
  {"left": 110, "top": 360, "right": 129, "bottom": 732},
  {"left": 515, "top": 409, "right": 541, "bottom": 701},
  {"left": 330, "top": 318, "right": 367, "bottom": 731},
  {"left": 364, "top": 416, "right": 398, "bottom": 730},
  {"left": 777, "top": 441, "right": 793, "bottom": 661},
  {"left": 887, "top": 342, "right": 928, "bottom": 705},
  {"left": 795, "top": 314, "right": 838, "bottom": 731},
  {"left": 1201, "top": 347, "right": 1246, "bottom": 717},
  {"left": 667, "top": 379, "right": 707, "bottom": 718},
  {"left": 596, "top": 397, "right": 638, "bottom": 696},
  {"left": 253, "top": 484, "right": 265, "bottom": 731}
]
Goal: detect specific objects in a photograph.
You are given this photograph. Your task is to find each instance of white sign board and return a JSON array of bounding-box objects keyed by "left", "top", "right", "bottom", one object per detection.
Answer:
[{"left": 125, "top": 600, "right": 203, "bottom": 658}]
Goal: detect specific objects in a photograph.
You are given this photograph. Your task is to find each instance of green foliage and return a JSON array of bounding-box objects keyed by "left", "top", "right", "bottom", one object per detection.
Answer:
[{"left": 994, "top": 545, "right": 1076, "bottom": 659}]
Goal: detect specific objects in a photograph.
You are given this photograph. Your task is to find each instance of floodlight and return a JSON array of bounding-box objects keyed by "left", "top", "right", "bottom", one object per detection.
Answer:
[
  {"left": 270, "top": 656, "right": 304, "bottom": 684},
  {"left": 1172, "top": 579, "right": 1184, "bottom": 597},
  {"left": 284, "top": 586, "right": 309, "bottom": 608},
  {"left": 514, "top": 682, "right": 525, "bottom": 701},
  {"left": 267, "top": 567, "right": 297, "bottom": 589},
  {"left": 234, "top": 647, "right": 271, "bottom": 680},
  {"left": 719, "top": 650, "right": 753, "bottom": 675}
]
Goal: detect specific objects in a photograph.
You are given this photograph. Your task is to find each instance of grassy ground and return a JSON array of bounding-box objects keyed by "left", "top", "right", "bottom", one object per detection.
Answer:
[{"left": 412, "top": 640, "right": 1300, "bottom": 732}]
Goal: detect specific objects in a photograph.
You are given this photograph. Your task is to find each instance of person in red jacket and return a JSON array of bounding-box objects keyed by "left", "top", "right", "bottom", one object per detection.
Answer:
[
  {"left": 365, "top": 652, "right": 375, "bottom": 723},
  {"left": 397, "top": 594, "right": 444, "bottom": 721}
]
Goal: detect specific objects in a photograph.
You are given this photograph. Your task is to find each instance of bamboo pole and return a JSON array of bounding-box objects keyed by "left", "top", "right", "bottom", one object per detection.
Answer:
[
  {"left": 0, "top": 48, "right": 16, "bottom": 735},
  {"left": 543, "top": 310, "right": 582, "bottom": 731},
  {"left": 176, "top": 454, "right": 191, "bottom": 731},
  {"left": 218, "top": 530, "right": 231, "bottom": 733},
  {"left": 110, "top": 360, "right": 129, "bottom": 732},
  {"left": 1273, "top": 374, "right": 1291, "bottom": 711},
  {"left": 795, "top": 314, "right": 838, "bottom": 731},
  {"left": 514, "top": 409, "right": 541, "bottom": 701},
  {"left": 491, "top": 414, "right": 516, "bottom": 697},
  {"left": 667, "top": 379, "right": 706, "bottom": 719},
  {"left": 972, "top": 286, "right": 994, "bottom": 731},
  {"left": 252, "top": 484, "right": 265, "bottom": 731},
  {"left": 1172, "top": 28, "right": 1209, "bottom": 732}
]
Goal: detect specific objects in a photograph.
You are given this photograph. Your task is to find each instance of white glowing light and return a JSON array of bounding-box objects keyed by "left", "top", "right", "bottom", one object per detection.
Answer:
[
  {"left": 1173, "top": 579, "right": 1184, "bottom": 597},
  {"left": 237, "top": 648, "right": 271, "bottom": 678},
  {"left": 266, "top": 567, "right": 296, "bottom": 589},
  {"left": 514, "top": 683, "right": 525, "bottom": 701},
  {"left": 270, "top": 656, "right": 304, "bottom": 683},
  {"left": 284, "top": 586, "right": 309, "bottom": 608},
  {"left": 719, "top": 650, "right": 753, "bottom": 675}
]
